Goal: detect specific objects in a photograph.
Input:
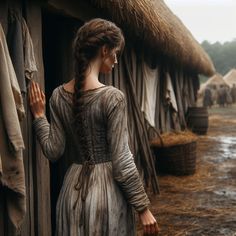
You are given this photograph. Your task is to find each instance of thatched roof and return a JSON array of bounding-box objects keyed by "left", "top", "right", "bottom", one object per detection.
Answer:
[
  {"left": 198, "top": 73, "right": 228, "bottom": 95},
  {"left": 223, "top": 69, "right": 236, "bottom": 87},
  {"left": 47, "top": 0, "right": 215, "bottom": 76},
  {"left": 89, "top": 0, "right": 215, "bottom": 76}
]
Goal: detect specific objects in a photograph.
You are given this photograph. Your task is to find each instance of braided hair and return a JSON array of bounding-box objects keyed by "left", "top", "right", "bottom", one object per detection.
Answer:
[{"left": 73, "top": 18, "right": 124, "bottom": 128}]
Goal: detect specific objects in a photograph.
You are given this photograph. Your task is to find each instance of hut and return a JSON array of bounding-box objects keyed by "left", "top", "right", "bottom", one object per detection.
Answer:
[
  {"left": 199, "top": 73, "right": 227, "bottom": 93},
  {"left": 223, "top": 69, "right": 236, "bottom": 103},
  {"left": 0, "top": 0, "right": 214, "bottom": 235},
  {"left": 223, "top": 68, "right": 236, "bottom": 88},
  {"left": 198, "top": 73, "right": 228, "bottom": 104}
]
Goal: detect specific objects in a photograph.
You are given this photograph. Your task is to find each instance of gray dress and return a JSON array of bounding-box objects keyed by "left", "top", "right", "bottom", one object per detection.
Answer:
[{"left": 33, "top": 85, "right": 150, "bottom": 236}]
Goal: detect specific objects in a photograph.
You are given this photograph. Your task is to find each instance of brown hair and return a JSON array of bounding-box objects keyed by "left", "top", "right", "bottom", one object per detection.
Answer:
[{"left": 73, "top": 18, "right": 125, "bottom": 127}]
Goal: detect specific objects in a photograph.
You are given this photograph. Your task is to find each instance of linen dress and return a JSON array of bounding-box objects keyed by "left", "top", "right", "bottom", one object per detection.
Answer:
[{"left": 33, "top": 85, "right": 150, "bottom": 236}]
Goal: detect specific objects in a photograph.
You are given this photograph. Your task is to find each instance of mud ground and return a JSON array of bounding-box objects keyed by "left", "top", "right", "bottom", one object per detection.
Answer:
[{"left": 137, "top": 105, "right": 236, "bottom": 236}]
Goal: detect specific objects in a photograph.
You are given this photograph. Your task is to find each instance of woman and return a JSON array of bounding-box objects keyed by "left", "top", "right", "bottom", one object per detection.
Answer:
[{"left": 29, "top": 18, "right": 159, "bottom": 235}]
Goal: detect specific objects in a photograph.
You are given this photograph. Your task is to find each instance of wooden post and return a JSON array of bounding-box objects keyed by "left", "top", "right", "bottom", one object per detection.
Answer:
[{"left": 24, "top": 1, "right": 51, "bottom": 236}]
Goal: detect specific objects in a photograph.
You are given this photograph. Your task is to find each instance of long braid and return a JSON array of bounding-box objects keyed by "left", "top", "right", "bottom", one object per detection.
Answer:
[
  {"left": 72, "top": 18, "right": 124, "bottom": 131},
  {"left": 73, "top": 52, "right": 89, "bottom": 123},
  {"left": 72, "top": 18, "right": 125, "bottom": 213}
]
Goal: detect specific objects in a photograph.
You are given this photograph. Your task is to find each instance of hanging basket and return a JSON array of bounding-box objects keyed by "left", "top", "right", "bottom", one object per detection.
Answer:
[{"left": 150, "top": 131, "right": 198, "bottom": 176}]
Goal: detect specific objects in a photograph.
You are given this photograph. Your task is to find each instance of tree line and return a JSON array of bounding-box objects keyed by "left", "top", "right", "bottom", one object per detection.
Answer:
[{"left": 201, "top": 39, "right": 236, "bottom": 77}]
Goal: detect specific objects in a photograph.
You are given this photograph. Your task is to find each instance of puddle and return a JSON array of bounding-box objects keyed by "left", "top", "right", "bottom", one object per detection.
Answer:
[
  {"left": 148, "top": 112, "right": 236, "bottom": 236},
  {"left": 208, "top": 136, "right": 236, "bottom": 144},
  {"left": 207, "top": 136, "right": 236, "bottom": 161}
]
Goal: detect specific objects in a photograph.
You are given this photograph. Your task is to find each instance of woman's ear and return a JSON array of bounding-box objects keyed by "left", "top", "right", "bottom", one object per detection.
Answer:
[{"left": 101, "top": 45, "right": 109, "bottom": 58}]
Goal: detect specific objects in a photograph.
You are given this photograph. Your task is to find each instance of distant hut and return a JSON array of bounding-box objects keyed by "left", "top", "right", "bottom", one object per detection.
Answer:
[
  {"left": 224, "top": 69, "right": 236, "bottom": 103},
  {"left": 199, "top": 73, "right": 228, "bottom": 92},
  {"left": 0, "top": 1, "right": 214, "bottom": 235},
  {"left": 198, "top": 73, "right": 228, "bottom": 104},
  {"left": 223, "top": 69, "right": 236, "bottom": 88}
]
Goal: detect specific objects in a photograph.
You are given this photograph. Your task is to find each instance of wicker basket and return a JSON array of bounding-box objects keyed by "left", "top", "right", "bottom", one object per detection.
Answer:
[
  {"left": 153, "top": 141, "right": 197, "bottom": 175},
  {"left": 150, "top": 130, "right": 198, "bottom": 176}
]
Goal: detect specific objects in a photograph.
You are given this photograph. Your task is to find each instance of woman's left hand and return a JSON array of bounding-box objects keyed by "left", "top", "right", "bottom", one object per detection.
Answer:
[{"left": 28, "top": 81, "right": 46, "bottom": 119}]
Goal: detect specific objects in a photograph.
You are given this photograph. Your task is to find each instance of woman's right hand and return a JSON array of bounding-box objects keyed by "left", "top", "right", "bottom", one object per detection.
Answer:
[
  {"left": 139, "top": 208, "right": 160, "bottom": 235},
  {"left": 28, "top": 81, "right": 46, "bottom": 119}
]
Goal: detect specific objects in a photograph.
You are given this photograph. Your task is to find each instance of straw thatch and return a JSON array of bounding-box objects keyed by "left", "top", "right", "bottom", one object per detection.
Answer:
[
  {"left": 88, "top": 0, "right": 215, "bottom": 76},
  {"left": 198, "top": 73, "right": 228, "bottom": 96},
  {"left": 223, "top": 68, "right": 236, "bottom": 87},
  {"left": 47, "top": 0, "right": 215, "bottom": 76}
]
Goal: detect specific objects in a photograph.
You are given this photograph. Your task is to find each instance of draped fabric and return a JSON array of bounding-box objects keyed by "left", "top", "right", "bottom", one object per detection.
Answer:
[
  {"left": 0, "top": 22, "right": 26, "bottom": 232},
  {"left": 171, "top": 69, "right": 187, "bottom": 129},
  {"left": 165, "top": 72, "right": 178, "bottom": 112},
  {"left": 7, "top": 10, "right": 25, "bottom": 93},
  {"left": 185, "top": 74, "right": 196, "bottom": 108},
  {"left": 124, "top": 50, "right": 159, "bottom": 192},
  {"left": 166, "top": 71, "right": 180, "bottom": 131},
  {"left": 156, "top": 67, "right": 172, "bottom": 133},
  {"left": 100, "top": 48, "right": 159, "bottom": 193},
  {"left": 7, "top": 10, "right": 37, "bottom": 94},
  {"left": 168, "top": 68, "right": 198, "bottom": 130},
  {"left": 141, "top": 61, "right": 158, "bottom": 127},
  {"left": 153, "top": 66, "right": 198, "bottom": 133},
  {"left": 108, "top": 47, "right": 197, "bottom": 187}
]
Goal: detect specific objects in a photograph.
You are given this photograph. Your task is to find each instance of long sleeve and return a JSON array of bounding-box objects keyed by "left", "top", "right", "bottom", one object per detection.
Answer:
[
  {"left": 107, "top": 90, "right": 150, "bottom": 212},
  {"left": 33, "top": 91, "right": 65, "bottom": 161}
]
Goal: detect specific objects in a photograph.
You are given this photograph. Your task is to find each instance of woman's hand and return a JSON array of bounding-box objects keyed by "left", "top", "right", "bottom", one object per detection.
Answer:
[
  {"left": 28, "top": 81, "right": 46, "bottom": 119},
  {"left": 139, "top": 208, "right": 160, "bottom": 235}
]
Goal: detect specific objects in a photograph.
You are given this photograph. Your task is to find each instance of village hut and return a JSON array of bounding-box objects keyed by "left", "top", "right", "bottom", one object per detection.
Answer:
[
  {"left": 0, "top": 0, "right": 214, "bottom": 235},
  {"left": 198, "top": 73, "right": 228, "bottom": 104},
  {"left": 223, "top": 69, "right": 236, "bottom": 103},
  {"left": 223, "top": 68, "right": 236, "bottom": 88},
  {"left": 199, "top": 73, "right": 228, "bottom": 93}
]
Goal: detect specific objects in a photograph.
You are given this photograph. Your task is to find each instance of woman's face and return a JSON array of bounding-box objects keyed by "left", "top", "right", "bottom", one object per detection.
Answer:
[{"left": 100, "top": 47, "right": 119, "bottom": 73}]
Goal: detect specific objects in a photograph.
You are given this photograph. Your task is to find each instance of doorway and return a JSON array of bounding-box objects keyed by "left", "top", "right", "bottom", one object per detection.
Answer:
[{"left": 42, "top": 8, "right": 83, "bottom": 234}]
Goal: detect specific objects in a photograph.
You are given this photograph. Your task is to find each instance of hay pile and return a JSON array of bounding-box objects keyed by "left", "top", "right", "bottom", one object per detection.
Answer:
[{"left": 150, "top": 130, "right": 198, "bottom": 148}]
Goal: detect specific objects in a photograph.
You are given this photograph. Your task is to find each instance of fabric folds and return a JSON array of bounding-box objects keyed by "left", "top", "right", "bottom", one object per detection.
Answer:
[
  {"left": 33, "top": 85, "right": 150, "bottom": 235},
  {"left": 0, "top": 22, "right": 26, "bottom": 231},
  {"left": 141, "top": 62, "right": 158, "bottom": 127},
  {"left": 7, "top": 10, "right": 37, "bottom": 93}
]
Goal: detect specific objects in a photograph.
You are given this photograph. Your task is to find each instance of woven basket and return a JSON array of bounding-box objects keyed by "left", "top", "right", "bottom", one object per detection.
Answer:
[
  {"left": 150, "top": 130, "right": 197, "bottom": 176},
  {"left": 153, "top": 141, "right": 197, "bottom": 175}
]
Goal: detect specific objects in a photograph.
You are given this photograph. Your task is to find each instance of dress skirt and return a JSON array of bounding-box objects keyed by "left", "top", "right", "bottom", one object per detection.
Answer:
[{"left": 55, "top": 162, "right": 135, "bottom": 236}]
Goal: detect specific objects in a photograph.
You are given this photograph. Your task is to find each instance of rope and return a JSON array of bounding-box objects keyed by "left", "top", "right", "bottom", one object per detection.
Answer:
[{"left": 73, "top": 159, "right": 95, "bottom": 226}]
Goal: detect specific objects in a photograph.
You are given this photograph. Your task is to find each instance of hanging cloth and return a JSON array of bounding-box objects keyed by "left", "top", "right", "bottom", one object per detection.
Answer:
[
  {"left": 141, "top": 61, "right": 158, "bottom": 127},
  {"left": 165, "top": 71, "right": 178, "bottom": 112},
  {"left": 0, "top": 22, "right": 26, "bottom": 231},
  {"left": 7, "top": 10, "right": 37, "bottom": 93},
  {"left": 7, "top": 10, "right": 25, "bottom": 93},
  {"left": 21, "top": 17, "right": 37, "bottom": 80}
]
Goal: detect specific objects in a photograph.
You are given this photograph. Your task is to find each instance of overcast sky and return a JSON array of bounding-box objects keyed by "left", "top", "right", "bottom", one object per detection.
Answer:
[{"left": 164, "top": 0, "right": 236, "bottom": 44}]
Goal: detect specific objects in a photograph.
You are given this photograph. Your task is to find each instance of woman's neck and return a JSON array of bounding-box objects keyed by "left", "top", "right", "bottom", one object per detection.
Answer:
[{"left": 83, "top": 59, "right": 104, "bottom": 90}]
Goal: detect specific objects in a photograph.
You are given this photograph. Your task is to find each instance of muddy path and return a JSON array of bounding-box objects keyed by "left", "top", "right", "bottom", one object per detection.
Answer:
[{"left": 137, "top": 106, "right": 236, "bottom": 236}]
